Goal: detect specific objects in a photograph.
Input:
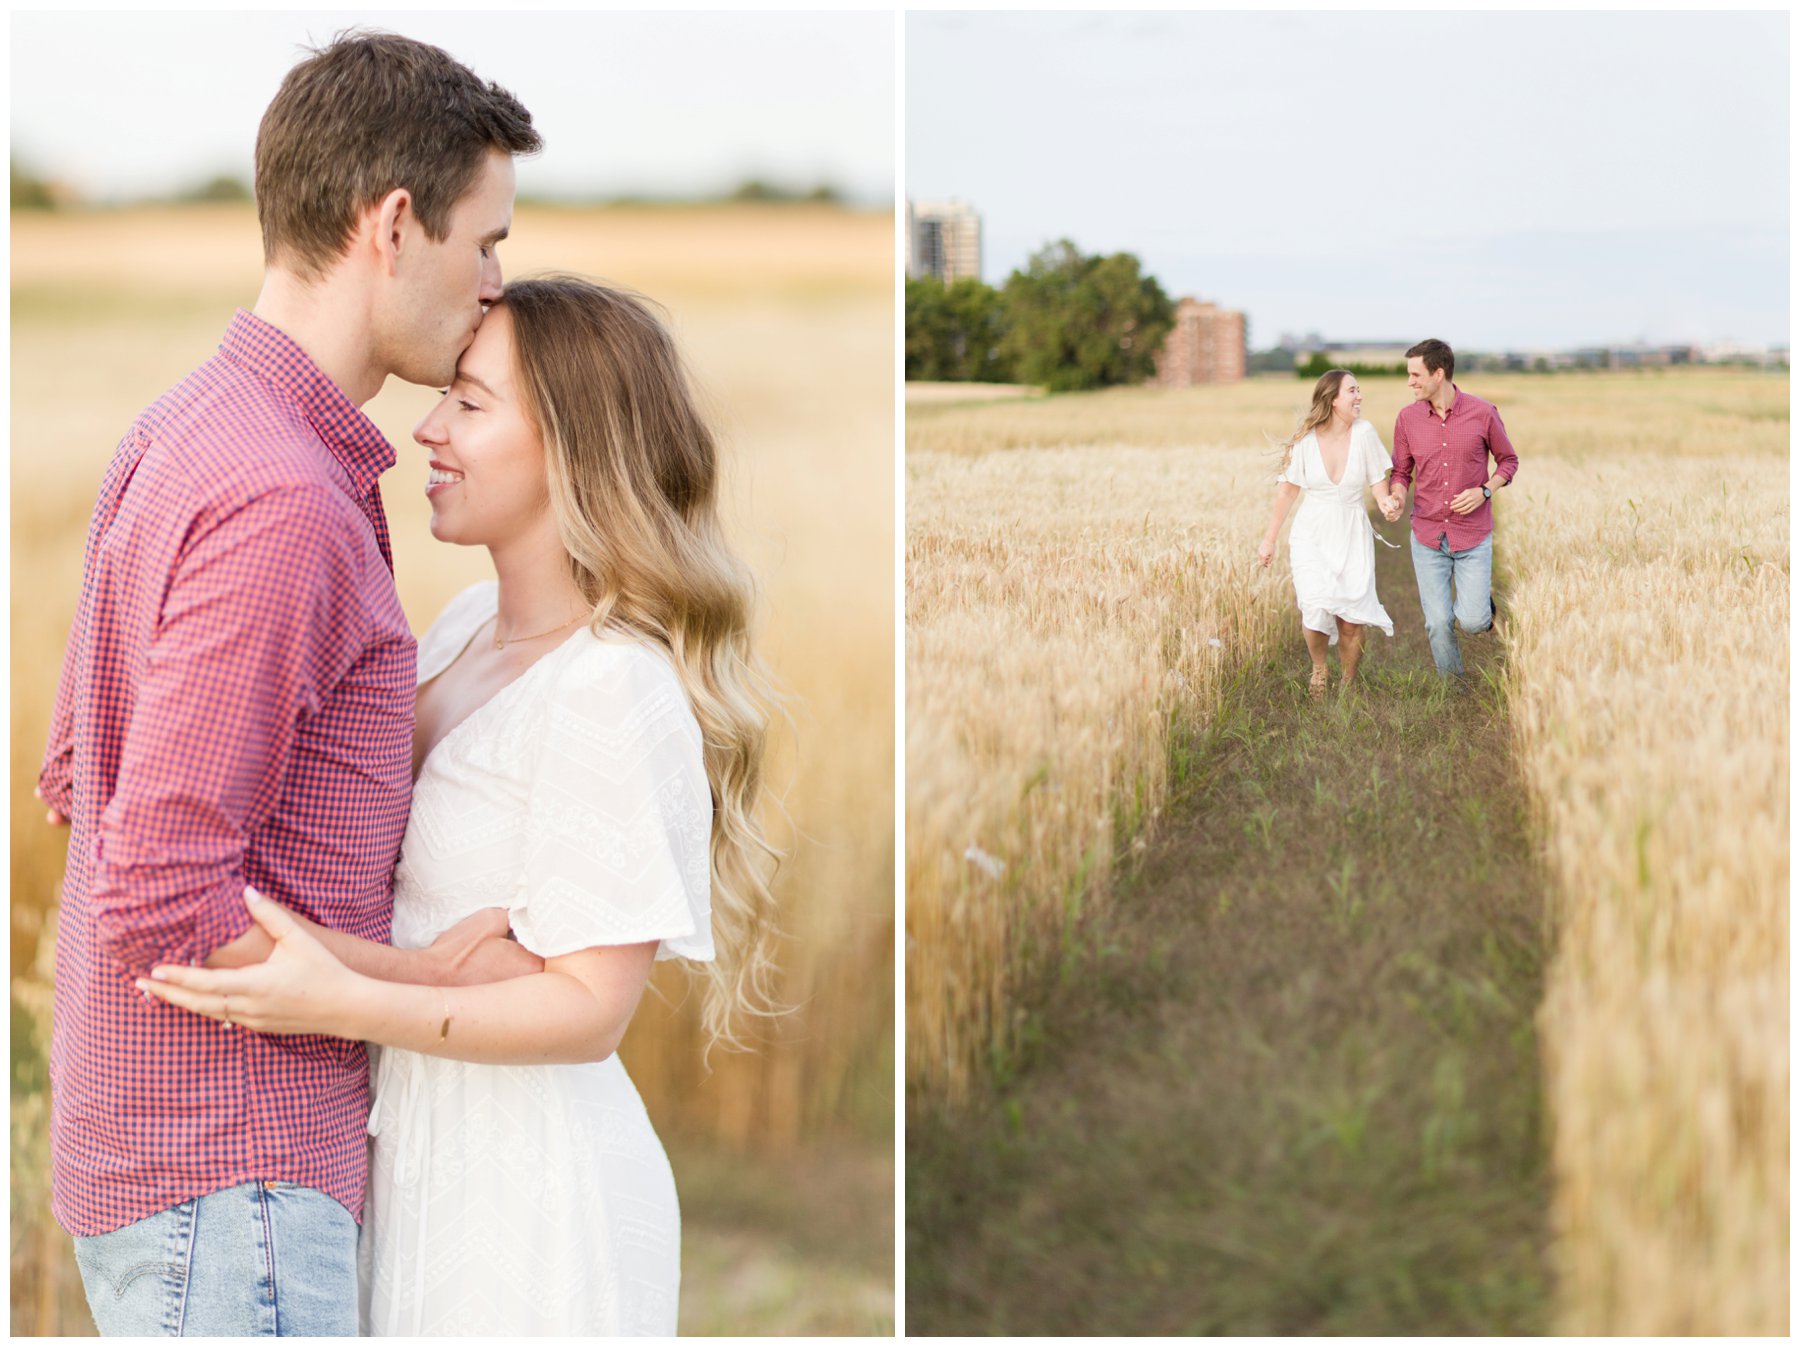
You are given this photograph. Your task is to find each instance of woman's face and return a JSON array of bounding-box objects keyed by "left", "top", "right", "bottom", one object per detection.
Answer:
[
  {"left": 412, "top": 307, "right": 552, "bottom": 550},
  {"left": 1331, "top": 375, "right": 1363, "bottom": 423}
]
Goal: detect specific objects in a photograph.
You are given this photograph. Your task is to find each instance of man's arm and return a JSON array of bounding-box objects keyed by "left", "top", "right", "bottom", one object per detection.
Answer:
[
  {"left": 89, "top": 484, "right": 368, "bottom": 976},
  {"left": 1389, "top": 411, "right": 1415, "bottom": 495},
  {"left": 1486, "top": 405, "right": 1519, "bottom": 488}
]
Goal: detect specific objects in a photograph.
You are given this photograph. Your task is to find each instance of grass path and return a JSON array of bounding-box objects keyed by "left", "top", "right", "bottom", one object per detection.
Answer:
[{"left": 908, "top": 524, "right": 1554, "bottom": 1334}]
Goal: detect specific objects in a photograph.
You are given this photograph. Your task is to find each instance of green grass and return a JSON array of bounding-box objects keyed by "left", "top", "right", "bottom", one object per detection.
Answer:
[{"left": 908, "top": 529, "right": 1553, "bottom": 1335}]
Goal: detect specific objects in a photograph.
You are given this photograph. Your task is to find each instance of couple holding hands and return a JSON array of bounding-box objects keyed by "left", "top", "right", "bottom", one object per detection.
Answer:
[{"left": 1258, "top": 339, "right": 1520, "bottom": 696}]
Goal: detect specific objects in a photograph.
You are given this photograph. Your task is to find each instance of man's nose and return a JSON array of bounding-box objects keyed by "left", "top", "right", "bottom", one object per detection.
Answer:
[{"left": 479, "top": 251, "right": 504, "bottom": 304}]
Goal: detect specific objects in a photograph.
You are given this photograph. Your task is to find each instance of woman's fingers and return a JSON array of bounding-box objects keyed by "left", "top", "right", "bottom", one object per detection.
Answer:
[
  {"left": 136, "top": 976, "right": 216, "bottom": 1017},
  {"left": 244, "top": 886, "right": 305, "bottom": 941}
]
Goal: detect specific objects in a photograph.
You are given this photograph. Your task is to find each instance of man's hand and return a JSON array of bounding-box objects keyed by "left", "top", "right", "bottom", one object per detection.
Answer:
[
  {"left": 1379, "top": 495, "right": 1403, "bottom": 523},
  {"left": 426, "top": 907, "right": 544, "bottom": 986},
  {"left": 1450, "top": 487, "right": 1487, "bottom": 515},
  {"left": 33, "top": 786, "right": 68, "bottom": 828}
]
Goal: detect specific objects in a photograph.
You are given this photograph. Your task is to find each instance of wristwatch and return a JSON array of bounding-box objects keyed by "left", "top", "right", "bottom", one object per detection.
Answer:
[{"left": 1481, "top": 486, "right": 1492, "bottom": 500}]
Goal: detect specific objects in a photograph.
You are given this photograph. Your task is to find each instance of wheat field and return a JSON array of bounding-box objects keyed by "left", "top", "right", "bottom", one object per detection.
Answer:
[
  {"left": 905, "top": 368, "right": 1788, "bottom": 1331},
  {"left": 906, "top": 383, "right": 1298, "bottom": 1101},
  {"left": 11, "top": 202, "right": 893, "bottom": 1333},
  {"left": 1497, "top": 394, "right": 1788, "bottom": 1334}
]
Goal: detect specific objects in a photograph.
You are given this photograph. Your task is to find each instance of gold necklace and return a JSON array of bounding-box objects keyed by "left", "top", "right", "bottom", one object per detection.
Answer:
[{"left": 493, "top": 614, "right": 581, "bottom": 650}]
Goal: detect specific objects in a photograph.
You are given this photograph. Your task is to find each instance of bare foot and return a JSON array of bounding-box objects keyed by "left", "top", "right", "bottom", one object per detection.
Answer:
[{"left": 1309, "top": 665, "right": 1329, "bottom": 701}]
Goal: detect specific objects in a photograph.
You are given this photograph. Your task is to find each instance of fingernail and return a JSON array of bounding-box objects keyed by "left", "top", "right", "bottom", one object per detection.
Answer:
[
  {"left": 134, "top": 979, "right": 148, "bottom": 991},
  {"left": 245, "top": 887, "right": 262, "bottom": 903}
]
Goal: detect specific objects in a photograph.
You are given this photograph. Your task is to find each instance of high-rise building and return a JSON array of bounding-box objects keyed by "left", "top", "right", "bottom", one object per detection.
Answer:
[
  {"left": 907, "top": 199, "right": 983, "bottom": 285},
  {"left": 1154, "top": 298, "right": 1247, "bottom": 386}
]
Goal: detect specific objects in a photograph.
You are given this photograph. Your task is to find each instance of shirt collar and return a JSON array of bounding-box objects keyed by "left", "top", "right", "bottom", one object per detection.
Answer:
[{"left": 218, "top": 309, "right": 396, "bottom": 495}]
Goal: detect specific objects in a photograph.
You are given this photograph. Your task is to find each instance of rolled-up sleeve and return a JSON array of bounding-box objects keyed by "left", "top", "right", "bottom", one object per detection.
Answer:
[
  {"left": 1389, "top": 412, "right": 1414, "bottom": 492},
  {"left": 90, "top": 484, "right": 369, "bottom": 973},
  {"left": 1488, "top": 406, "right": 1519, "bottom": 485}
]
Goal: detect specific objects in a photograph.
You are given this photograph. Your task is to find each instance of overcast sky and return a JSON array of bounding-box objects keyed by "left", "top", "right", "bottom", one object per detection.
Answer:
[
  {"left": 12, "top": 10, "right": 894, "bottom": 204},
  {"left": 908, "top": 10, "right": 1788, "bottom": 350}
]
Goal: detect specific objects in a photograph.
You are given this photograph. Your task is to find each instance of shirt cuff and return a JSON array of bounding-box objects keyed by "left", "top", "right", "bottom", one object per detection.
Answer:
[{"left": 89, "top": 865, "right": 254, "bottom": 976}]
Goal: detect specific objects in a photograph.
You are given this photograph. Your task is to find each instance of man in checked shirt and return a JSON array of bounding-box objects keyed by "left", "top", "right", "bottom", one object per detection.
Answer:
[
  {"left": 37, "top": 33, "right": 545, "bottom": 1336},
  {"left": 1388, "top": 338, "right": 1519, "bottom": 681}
]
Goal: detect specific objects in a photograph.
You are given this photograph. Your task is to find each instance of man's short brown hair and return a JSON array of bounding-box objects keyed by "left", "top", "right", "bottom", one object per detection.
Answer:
[
  {"left": 255, "top": 30, "right": 541, "bottom": 280},
  {"left": 1406, "top": 338, "right": 1455, "bottom": 381}
]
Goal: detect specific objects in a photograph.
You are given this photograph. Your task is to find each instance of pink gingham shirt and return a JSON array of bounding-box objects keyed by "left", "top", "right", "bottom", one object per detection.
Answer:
[
  {"left": 39, "top": 310, "right": 416, "bottom": 1235},
  {"left": 1391, "top": 386, "right": 1519, "bottom": 551}
]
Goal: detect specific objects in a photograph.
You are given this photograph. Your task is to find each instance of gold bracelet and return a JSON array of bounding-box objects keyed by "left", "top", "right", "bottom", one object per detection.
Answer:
[{"left": 438, "top": 988, "right": 452, "bottom": 1043}]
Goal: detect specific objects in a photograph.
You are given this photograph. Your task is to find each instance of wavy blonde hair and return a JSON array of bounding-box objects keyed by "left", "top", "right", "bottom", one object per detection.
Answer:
[
  {"left": 498, "top": 274, "right": 780, "bottom": 1050},
  {"left": 1277, "top": 368, "right": 1354, "bottom": 477}
]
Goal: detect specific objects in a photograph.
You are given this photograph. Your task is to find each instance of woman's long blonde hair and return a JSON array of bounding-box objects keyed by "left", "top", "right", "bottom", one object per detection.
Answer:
[
  {"left": 1277, "top": 368, "right": 1353, "bottom": 477},
  {"left": 499, "top": 274, "right": 780, "bottom": 1050}
]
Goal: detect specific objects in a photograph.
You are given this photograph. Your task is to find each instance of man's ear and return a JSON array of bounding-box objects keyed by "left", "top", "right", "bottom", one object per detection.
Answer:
[{"left": 373, "top": 187, "right": 414, "bottom": 276}]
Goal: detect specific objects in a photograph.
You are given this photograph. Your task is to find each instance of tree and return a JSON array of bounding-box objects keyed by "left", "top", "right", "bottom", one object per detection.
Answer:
[
  {"left": 905, "top": 277, "right": 956, "bottom": 381},
  {"left": 999, "top": 240, "right": 1174, "bottom": 392},
  {"left": 905, "top": 277, "right": 1014, "bottom": 382}
]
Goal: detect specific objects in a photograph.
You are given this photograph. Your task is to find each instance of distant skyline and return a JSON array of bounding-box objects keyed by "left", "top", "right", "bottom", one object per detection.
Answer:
[
  {"left": 908, "top": 11, "right": 1787, "bottom": 350},
  {"left": 12, "top": 11, "right": 894, "bottom": 205}
]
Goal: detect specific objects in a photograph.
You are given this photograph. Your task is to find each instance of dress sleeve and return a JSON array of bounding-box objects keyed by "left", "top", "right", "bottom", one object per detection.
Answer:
[
  {"left": 1278, "top": 436, "right": 1307, "bottom": 487},
  {"left": 1361, "top": 421, "right": 1394, "bottom": 485},
  {"left": 508, "top": 640, "right": 715, "bottom": 963}
]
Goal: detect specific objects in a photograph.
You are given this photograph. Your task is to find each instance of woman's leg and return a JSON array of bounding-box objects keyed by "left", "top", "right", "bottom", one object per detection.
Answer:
[
  {"left": 1339, "top": 620, "right": 1365, "bottom": 685},
  {"left": 1303, "top": 625, "right": 1331, "bottom": 697}
]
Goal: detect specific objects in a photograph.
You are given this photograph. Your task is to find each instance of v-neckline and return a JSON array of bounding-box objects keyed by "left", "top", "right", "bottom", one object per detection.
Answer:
[
  {"left": 1314, "top": 426, "right": 1353, "bottom": 487},
  {"left": 412, "top": 616, "right": 587, "bottom": 784}
]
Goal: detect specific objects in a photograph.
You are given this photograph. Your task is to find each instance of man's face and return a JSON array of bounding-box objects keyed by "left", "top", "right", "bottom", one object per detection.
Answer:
[
  {"left": 1405, "top": 356, "right": 1446, "bottom": 403},
  {"left": 386, "top": 149, "right": 516, "bottom": 388}
]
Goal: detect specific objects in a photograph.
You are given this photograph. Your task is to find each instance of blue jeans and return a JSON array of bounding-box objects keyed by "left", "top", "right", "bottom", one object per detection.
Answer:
[
  {"left": 72, "top": 1180, "right": 357, "bottom": 1336},
  {"left": 1410, "top": 532, "right": 1494, "bottom": 677}
]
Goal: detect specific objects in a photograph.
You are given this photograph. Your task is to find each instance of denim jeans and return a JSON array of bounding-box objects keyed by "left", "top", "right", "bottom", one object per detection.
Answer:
[
  {"left": 72, "top": 1180, "right": 356, "bottom": 1336},
  {"left": 1410, "top": 531, "right": 1494, "bottom": 676}
]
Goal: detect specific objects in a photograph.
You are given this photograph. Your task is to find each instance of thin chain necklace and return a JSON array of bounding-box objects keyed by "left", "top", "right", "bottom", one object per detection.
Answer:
[{"left": 492, "top": 614, "right": 582, "bottom": 651}]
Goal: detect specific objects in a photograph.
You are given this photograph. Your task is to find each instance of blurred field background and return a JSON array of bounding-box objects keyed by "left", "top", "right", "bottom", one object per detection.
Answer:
[
  {"left": 12, "top": 201, "right": 893, "bottom": 1335},
  {"left": 905, "top": 369, "right": 1787, "bottom": 1332}
]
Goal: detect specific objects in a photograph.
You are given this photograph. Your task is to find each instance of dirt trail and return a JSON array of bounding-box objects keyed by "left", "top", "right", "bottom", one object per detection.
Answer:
[{"left": 909, "top": 522, "right": 1554, "bottom": 1335}]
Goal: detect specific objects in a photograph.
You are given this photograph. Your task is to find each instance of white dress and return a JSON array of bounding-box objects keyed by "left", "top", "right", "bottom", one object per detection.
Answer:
[
  {"left": 358, "top": 581, "right": 715, "bottom": 1337},
  {"left": 1279, "top": 419, "right": 1396, "bottom": 643}
]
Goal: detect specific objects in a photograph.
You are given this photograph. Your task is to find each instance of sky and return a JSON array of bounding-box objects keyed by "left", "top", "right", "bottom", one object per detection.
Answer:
[
  {"left": 11, "top": 11, "right": 895, "bottom": 204},
  {"left": 908, "top": 10, "right": 1788, "bottom": 351}
]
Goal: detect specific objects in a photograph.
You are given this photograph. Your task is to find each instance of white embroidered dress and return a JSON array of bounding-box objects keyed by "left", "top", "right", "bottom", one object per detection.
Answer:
[
  {"left": 1280, "top": 419, "right": 1396, "bottom": 643},
  {"left": 358, "top": 582, "right": 714, "bottom": 1337}
]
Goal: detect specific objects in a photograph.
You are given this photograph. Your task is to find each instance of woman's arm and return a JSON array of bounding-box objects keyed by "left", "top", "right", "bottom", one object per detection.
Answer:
[
  {"left": 201, "top": 893, "right": 543, "bottom": 988},
  {"left": 1258, "top": 482, "right": 1302, "bottom": 566},
  {"left": 139, "top": 889, "right": 647, "bottom": 1065}
]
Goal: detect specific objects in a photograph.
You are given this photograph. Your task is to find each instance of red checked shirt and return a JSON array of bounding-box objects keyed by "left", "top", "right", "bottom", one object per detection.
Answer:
[
  {"left": 39, "top": 310, "right": 416, "bottom": 1236},
  {"left": 1391, "top": 385, "right": 1519, "bottom": 551}
]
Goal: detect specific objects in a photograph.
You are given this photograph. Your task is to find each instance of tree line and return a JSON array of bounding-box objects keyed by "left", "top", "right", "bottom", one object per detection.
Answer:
[{"left": 906, "top": 239, "right": 1175, "bottom": 392}]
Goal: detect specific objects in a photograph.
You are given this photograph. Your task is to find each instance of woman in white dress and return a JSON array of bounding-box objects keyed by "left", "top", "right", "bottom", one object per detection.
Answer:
[
  {"left": 1257, "top": 369, "right": 1406, "bottom": 698},
  {"left": 139, "top": 276, "right": 779, "bottom": 1335}
]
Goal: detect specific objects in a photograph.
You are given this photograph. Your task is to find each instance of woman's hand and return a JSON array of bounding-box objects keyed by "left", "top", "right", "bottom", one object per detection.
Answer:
[
  {"left": 1257, "top": 537, "right": 1275, "bottom": 568},
  {"left": 137, "top": 888, "right": 371, "bottom": 1038}
]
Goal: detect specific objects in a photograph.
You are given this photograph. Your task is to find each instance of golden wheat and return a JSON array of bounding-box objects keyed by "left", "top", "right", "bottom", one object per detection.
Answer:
[
  {"left": 1496, "top": 411, "right": 1787, "bottom": 1334},
  {"left": 906, "top": 423, "right": 1296, "bottom": 1101}
]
